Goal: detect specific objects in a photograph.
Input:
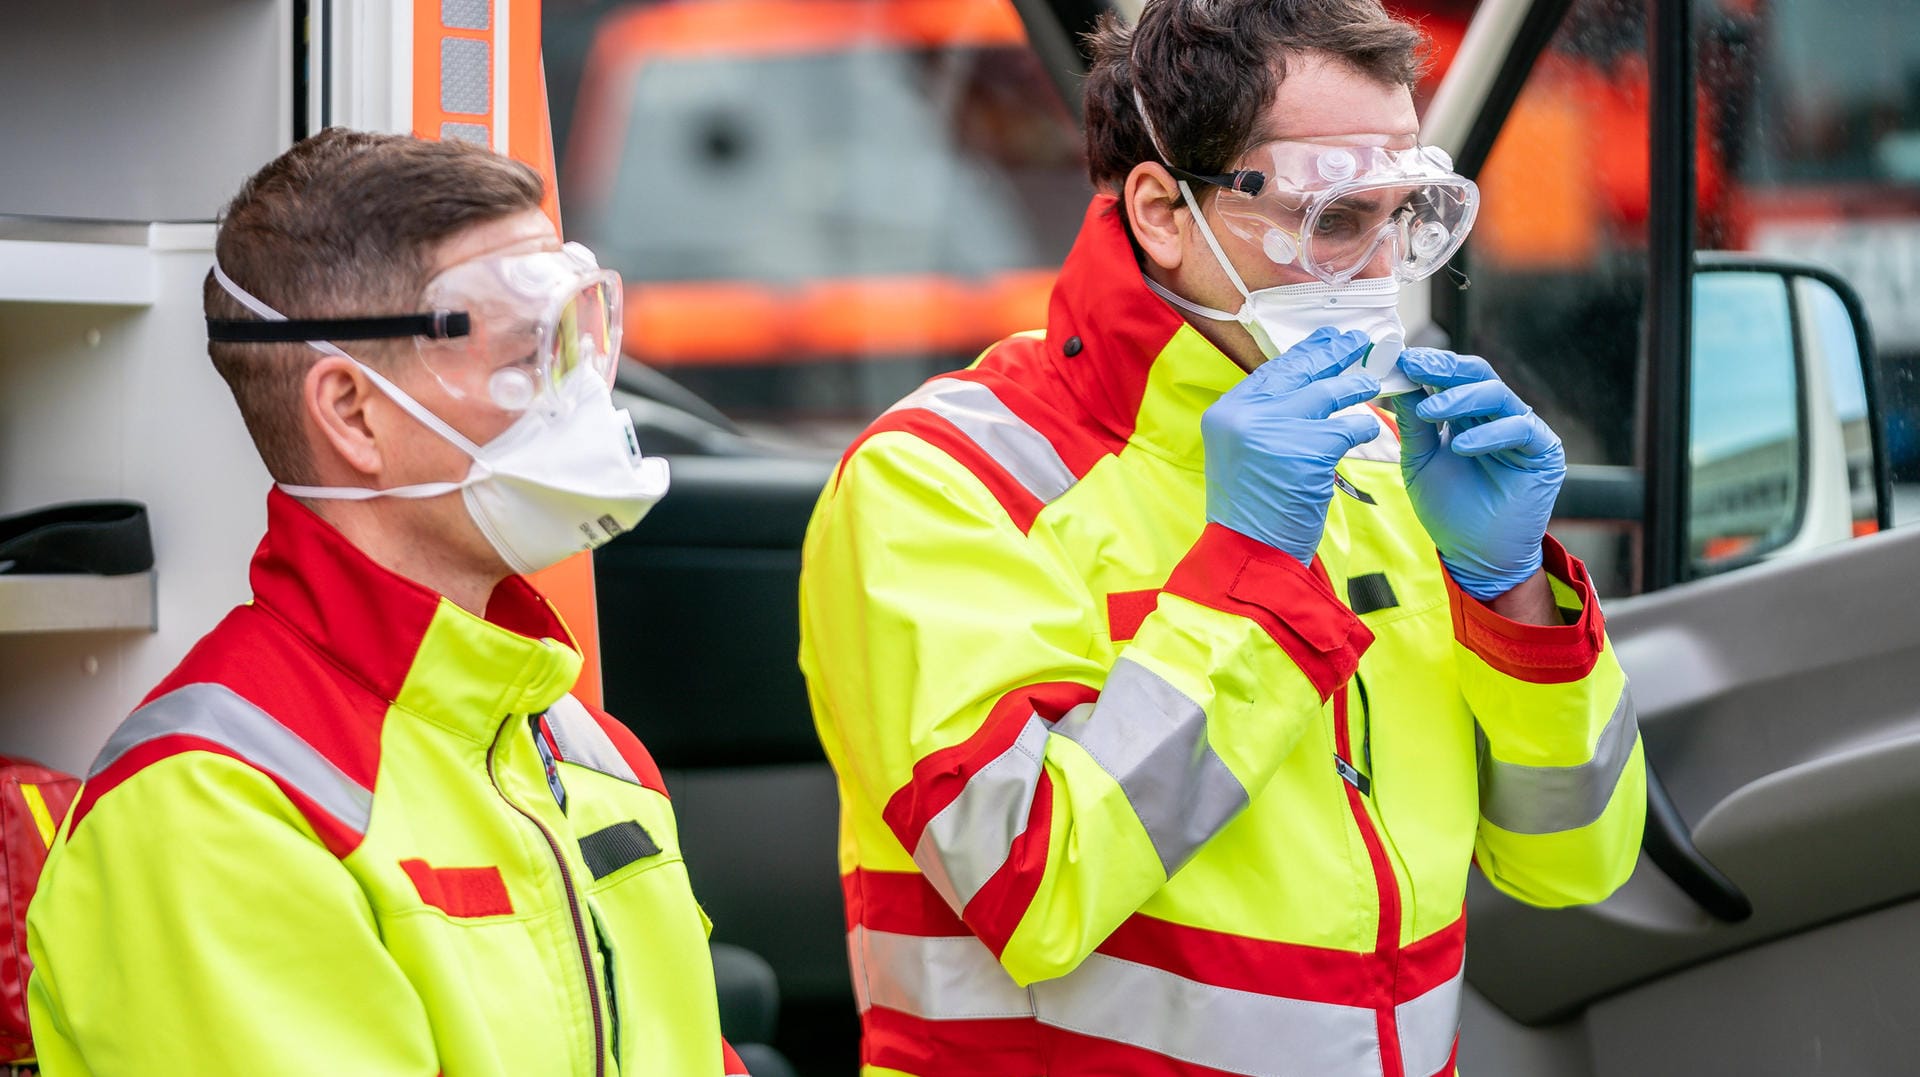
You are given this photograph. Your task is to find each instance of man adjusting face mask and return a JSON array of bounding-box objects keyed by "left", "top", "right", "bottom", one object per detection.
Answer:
[
  {"left": 207, "top": 240, "right": 670, "bottom": 575},
  {"left": 1131, "top": 88, "right": 1479, "bottom": 394}
]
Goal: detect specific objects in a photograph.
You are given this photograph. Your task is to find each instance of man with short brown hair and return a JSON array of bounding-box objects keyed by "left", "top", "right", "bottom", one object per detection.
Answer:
[
  {"left": 27, "top": 129, "right": 749, "bottom": 1077},
  {"left": 800, "top": 2, "right": 1644, "bottom": 1074}
]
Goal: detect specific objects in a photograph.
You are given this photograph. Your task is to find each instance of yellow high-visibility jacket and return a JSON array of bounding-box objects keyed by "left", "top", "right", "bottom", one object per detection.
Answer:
[
  {"left": 27, "top": 490, "right": 748, "bottom": 1077},
  {"left": 799, "top": 195, "right": 1645, "bottom": 1077}
]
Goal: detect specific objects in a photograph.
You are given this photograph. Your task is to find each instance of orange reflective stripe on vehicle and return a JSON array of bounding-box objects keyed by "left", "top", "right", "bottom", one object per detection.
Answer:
[
  {"left": 413, "top": 0, "right": 499, "bottom": 146},
  {"left": 589, "top": 0, "right": 1026, "bottom": 62},
  {"left": 624, "top": 270, "right": 1056, "bottom": 365}
]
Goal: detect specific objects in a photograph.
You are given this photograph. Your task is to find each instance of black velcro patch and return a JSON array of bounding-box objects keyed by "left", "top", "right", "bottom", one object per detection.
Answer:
[
  {"left": 1346, "top": 573, "right": 1400, "bottom": 615},
  {"left": 579, "top": 820, "right": 662, "bottom": 880}
]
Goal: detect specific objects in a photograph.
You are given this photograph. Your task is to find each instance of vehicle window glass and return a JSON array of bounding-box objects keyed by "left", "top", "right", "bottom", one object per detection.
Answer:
[
  {"left": 1698, "top": 0, "right": 1920, "bottom": 525},
  {"left": 1449, "top": 0, "right": 1648, "bottom": 595},
  {"left": 544, "top": 0, "right": 1088, "bottom": 453}
]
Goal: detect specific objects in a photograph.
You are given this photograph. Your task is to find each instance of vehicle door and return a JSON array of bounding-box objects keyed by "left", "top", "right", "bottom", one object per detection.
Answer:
[{"left": 1420, "top": 0, "right": 1920, "bottom": 1072}]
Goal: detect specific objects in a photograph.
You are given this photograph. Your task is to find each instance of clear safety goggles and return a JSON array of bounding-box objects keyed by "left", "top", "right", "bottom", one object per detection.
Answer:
[
  {"left": 1171, "top": 141, "right": 1479, "bottom": 285},
  {"left": 416, "top": 242, "right": 622, "bottom": 416},
  {"left": 207, "top": 241, "right": 623, "bottom": 417}
]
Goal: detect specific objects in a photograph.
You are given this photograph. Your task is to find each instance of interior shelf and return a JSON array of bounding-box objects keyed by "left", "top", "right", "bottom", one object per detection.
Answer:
[
  {"left": 0, "top": 572, "right": 156, "bottom": 634},
  {"left": 0, "top": 219, "right": 159, "bottom": 306}
]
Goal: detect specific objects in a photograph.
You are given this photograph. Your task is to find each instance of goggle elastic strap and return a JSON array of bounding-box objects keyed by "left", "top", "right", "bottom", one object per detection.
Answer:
[
  {"left": 1130, "top": 89, "right": 1259, "bottom": 305},
  {"left": 211, "top": 261, "right": 350, "bottom": 361},
  {"left": 212, "top": 259, "right": 496, "bottom": 502}
]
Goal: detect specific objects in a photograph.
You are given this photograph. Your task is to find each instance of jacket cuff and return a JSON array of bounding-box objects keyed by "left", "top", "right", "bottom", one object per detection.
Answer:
[
  {"left": 1446, "top": 535, "right": 1606, "bottom": 685},
  {"left": 1162, "top": 524, "right": 1372, "bottom": 699}
]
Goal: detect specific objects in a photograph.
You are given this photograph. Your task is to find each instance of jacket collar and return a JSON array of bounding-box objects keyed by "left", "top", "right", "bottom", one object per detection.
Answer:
[
  {"left": 1041, "top": 195, "right": 1247, "bottom": 469},
  {"left": 251, "top": 489, "right": 582, "bottom": 739}
]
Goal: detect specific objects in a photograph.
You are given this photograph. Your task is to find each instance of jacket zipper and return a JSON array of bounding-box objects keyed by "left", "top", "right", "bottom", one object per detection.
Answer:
[
  {"left": 488, "top": 723, "right": 607, "bottom": 1077},
  {"left": 1335, "top": 687, "right": 1406, "bottom": 1077}
]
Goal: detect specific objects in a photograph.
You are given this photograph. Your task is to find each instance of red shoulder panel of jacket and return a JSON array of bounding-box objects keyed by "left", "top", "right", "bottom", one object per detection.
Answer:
[
  {"left": 583, "top": 701, "right": 670, "bottom": 798},
  {"left": 1033, "top": 196, "right": 1188, "bottom": 447},
  {"left": 831, "top": 196, "right": 1188, "bottom": 533},
  {"left": 840, "top": 398, "right": 1050, "bottom": 532},
  {"left": 70, "top": 604, "right": 389, "bottom": 859},
  {"left": 236, "top": 489, "right": 445, "bottom": 706}
]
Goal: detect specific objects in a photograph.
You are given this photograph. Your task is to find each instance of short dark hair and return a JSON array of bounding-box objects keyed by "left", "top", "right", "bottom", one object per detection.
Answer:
[
  {"left": 204, "top": 129, "right": 544, "bottom": 484},
  {"left": 1082, "top": 0, "right": 1428, "bottom": 193}
]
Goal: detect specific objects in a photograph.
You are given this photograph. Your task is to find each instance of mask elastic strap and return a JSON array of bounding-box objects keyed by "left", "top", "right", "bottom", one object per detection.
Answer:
[
  {"left": 1131, "top": 89, "right": 1257, "bottom": 305},
  {"left": 212, "top": 259, "right": 494, "bottom": 500},
  {"left": 1141, "top": 274, "right": 1239, "bottom": 322}
]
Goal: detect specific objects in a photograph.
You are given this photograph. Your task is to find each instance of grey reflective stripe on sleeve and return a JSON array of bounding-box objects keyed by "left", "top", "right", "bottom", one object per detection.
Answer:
[
  {"left": 1052, "top": 659, "right": 1249, "bottom": 876},
  {"left": 851, "top": 927, "right": 1384, "bottom": 1076},
  {"left": 1395, "top": 969, "right": 1463, "bottom": 1077},
  {"left": 889, "top": 380, "right": 1076, "bottom": 504},
  {"left": 1477, "top": 687, "right": 1640, "bottom": 835},
  {"left": 89, "top": 682, "right": 372, "bottom": 834},
  {"left": 912, "top": 715, "right": 1049, "bottom": 913},
  {"left": 543, "top": 695, "right": 641, "bottom": 785}
]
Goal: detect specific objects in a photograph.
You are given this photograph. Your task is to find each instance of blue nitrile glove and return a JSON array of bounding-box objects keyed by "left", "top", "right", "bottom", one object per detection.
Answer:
[
  {"left": 1388, "top": 347, "right": 1566, "bottom": 600},
  {"left": 1201, "top": 327, "right": 1384, "bottom": 565}
]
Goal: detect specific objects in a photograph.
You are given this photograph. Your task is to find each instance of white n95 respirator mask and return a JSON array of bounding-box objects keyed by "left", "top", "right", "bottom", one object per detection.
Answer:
[
  {"left": 208, "top": 251, "right": 670, "bottom": 575},
  {"left": 1144, "top": 273, "right": 1412, "bottom": 394}
]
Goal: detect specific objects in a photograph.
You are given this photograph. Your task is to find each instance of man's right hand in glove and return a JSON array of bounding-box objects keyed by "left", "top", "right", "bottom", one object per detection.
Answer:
[{"left": 1201, "top": 327, "right": 1383, "bottom": 565}]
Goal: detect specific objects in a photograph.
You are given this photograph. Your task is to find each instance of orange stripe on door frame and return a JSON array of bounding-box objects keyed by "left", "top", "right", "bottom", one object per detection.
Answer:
[{"left": 412, "top": 0, "right": 605, "bottom": 707}]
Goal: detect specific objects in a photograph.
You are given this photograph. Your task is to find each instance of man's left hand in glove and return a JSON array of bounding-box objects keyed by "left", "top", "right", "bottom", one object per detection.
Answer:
[{"left": 1387, "top": 347, "right": 1567, "bottom": 605}]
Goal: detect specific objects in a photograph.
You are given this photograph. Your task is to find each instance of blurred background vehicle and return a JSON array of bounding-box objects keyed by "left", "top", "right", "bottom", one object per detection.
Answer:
[{"left": 551, "top": 0, "right": 1086, "bottom": 451}]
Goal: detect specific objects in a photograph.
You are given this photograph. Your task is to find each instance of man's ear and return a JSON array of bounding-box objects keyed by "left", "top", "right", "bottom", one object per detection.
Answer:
[
  {"left": 1124, "top": 161, "right": 1189, "bottom": 273},
  {"left": 304, "top": 356, "right": 385, "bottom": 479}
]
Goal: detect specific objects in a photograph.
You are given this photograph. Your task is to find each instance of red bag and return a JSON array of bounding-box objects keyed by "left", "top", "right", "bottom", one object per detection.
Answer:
[{"left": 0, "top": 759, "right": 79, "bottom": 1065}]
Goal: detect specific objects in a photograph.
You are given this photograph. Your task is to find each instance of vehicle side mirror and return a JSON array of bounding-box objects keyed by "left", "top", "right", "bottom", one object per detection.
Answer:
[{"left": 1686, "top": 256, "right": 1886, "bottom": 578}]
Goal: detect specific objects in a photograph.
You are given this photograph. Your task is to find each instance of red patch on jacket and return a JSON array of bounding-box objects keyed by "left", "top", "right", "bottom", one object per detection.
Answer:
[{"left": 399, "top": 859, "right": 515, "bottom": 918}]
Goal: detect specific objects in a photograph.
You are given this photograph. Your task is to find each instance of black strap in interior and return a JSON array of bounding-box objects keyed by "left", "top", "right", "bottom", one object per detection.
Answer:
[{"left": 0, "top": 501, "right": 153, "bottom": 576}]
